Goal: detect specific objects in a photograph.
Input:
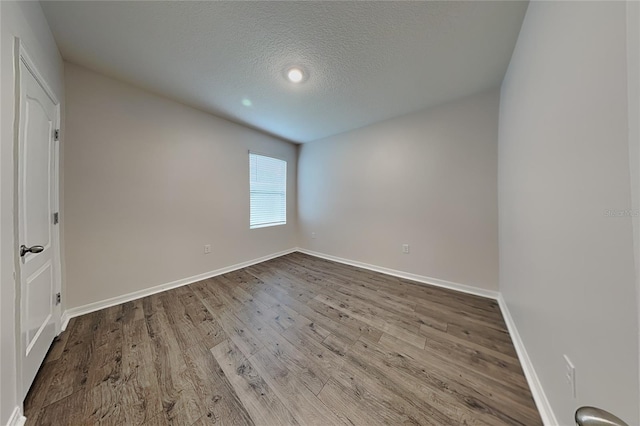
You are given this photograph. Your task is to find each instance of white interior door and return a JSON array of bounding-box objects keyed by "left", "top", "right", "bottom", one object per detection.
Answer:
[{"left": 18, "top": 52, "right": 61, "bottom": 398}]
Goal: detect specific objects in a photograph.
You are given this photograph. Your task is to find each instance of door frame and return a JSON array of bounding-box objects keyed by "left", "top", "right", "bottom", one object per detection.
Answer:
[{"left": 13, "top": 38, "right": 63, "bottom": 401}]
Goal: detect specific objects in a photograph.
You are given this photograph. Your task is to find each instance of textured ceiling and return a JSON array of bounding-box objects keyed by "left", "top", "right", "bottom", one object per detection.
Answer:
[{"left": 41, "top": 1, "right": 528, "bottom": 143}]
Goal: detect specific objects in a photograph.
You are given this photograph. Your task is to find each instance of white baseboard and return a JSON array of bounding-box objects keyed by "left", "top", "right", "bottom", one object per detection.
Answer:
[
  {"left": 498, "top": 294, "right": 557, "bottom": 426},
  {"left": 296, "top": 248, "right": 499, "bottom": 300},
  {"left": 5, "top": 407, "right": 26, "bottom": 426},
  {"left": 61, "top": 248, "right": 297, "bottom": 330}
]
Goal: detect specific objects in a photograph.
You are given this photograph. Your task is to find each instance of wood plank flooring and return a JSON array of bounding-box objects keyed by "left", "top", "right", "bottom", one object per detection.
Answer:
[{"left": 24, "top": 252, "right": 542, "bottom": 425}]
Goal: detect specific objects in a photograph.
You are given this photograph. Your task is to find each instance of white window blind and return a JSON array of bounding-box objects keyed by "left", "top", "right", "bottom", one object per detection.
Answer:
[{"left": 249, "top": 152, "right": 287, "bottom": 229}]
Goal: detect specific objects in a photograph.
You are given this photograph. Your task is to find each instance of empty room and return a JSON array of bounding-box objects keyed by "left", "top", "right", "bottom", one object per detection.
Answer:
[{"left": 1, "top": 1, "right": 639, "bottom": 425}]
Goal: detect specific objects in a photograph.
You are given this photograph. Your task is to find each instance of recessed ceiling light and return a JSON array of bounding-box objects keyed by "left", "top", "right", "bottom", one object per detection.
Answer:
[
  {"left": 241, "top": 98, "right": 252, "bottom": 107},
  {"left": 286, "top": 67, "right": 304, "bottom": 83}
]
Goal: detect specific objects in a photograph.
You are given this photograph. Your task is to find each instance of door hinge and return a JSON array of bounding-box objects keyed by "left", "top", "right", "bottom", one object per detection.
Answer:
[
  {"left": 53, "top": 212, "right": 59, "bottom": 225},
  {"left": 54, "top": 129, "right": 60, "bottom": 141},
  {"left": 55, "top": 292, "right": 61, "bottom": 305}
]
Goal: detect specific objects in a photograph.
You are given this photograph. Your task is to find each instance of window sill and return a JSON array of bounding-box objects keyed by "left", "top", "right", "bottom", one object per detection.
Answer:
[{"left": 250, "top": 222, "right": 286, "bottom": 230}]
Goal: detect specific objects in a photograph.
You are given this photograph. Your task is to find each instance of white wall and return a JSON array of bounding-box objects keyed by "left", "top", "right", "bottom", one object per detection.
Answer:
[
  {"left": 0, "top": 2, "right": 64, "bottom": 424},
  {"left": 298, "top": 90, "right": 499, "bottom": 292},
  {"left": 63, "top": 63, "right": 298, "bottom": 309},
  {"left": 499, "top": 2, "right": 639, "bottom": 424}
]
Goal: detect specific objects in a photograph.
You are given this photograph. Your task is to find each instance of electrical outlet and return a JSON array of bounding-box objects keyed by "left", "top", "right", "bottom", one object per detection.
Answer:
[
  {"left": 311, "top": 232, "right": 316, "bottom": 239},
  {"left": 204, "top": 244, "right": 211, "bottom": 254},
  {"left": 564, "top": 355, "right": 576, "bottom": 398},
  {"left": 402, "top": 244, "right": 410, "bottom": 254}
]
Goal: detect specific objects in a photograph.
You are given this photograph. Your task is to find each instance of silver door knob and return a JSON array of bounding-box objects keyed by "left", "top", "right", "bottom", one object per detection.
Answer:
[
  {"left": 20, "top": 245, "right": 44, "bottom": 257},
  {"left": 576, "top": 407, "right": 629, "bottom": 426}
]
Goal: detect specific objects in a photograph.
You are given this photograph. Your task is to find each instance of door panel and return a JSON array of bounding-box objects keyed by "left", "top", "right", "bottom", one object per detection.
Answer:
[
  {"left": 23, "top": 94, "right": 52, "bottom": 253},
  {"left": 25, "top": 262, "right": 53, "bottom": 352},
  {"left": 18, "top": 55, "right": 60, "bottom": 398}
]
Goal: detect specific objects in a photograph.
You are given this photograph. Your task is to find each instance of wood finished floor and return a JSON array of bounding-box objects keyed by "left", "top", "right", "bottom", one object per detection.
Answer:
[{"left": 24, "top": 252, "right": 542, "bottom": 425}]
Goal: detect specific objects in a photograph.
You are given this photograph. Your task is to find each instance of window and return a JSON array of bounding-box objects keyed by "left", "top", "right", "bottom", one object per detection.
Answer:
[{"left": 249, "top": 152, "right": 287, "bottom": 229}]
